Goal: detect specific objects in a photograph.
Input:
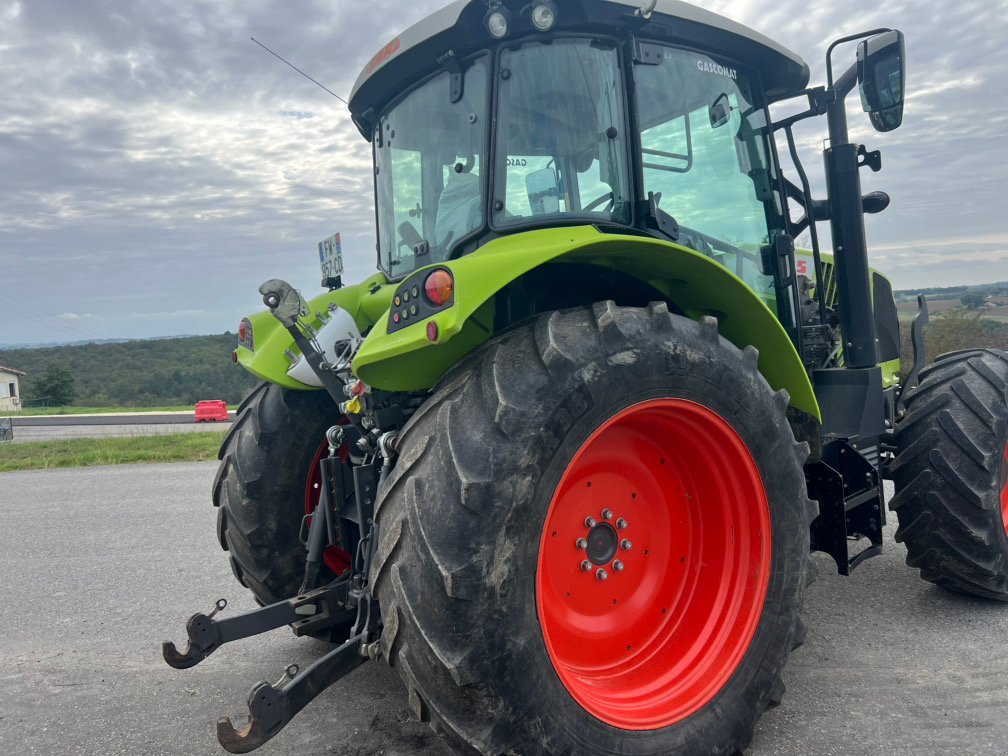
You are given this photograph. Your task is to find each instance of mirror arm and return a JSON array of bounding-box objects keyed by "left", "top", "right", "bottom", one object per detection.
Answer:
[
  {"left": 826, "top": 62, "right": 859, "bottom": 146},
  {"left": 826, "top": 28, "right": 893, "bottom": 88}
]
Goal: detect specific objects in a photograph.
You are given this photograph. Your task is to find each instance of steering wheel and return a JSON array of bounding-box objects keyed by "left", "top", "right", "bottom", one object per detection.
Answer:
[{"left": 583, "top": 191, "right": 614, "bottom": 213}]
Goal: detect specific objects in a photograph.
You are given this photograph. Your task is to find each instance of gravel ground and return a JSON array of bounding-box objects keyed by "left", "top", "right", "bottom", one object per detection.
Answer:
[{"left": 0, "top": 463, "right": 1006, "bottom": 755}]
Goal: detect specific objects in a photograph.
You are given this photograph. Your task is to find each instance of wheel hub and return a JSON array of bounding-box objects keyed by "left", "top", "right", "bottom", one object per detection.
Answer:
[{"left": 585, "top": 520, "right": 618, "bottom": 566}]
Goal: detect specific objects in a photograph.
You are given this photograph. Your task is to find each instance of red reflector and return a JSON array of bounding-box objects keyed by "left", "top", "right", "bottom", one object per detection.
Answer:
[
  {"left": 231, "top": 350, "right": 238, "bottom": 364},
  {"left": 238, "top": 321, "right": 247, "bottom": 341},
  {"left": 426, "top": 321, "right": 439, "bottom": 342},
  {"left": 424, "top": 269, "right": 454, "bottom": 307}
]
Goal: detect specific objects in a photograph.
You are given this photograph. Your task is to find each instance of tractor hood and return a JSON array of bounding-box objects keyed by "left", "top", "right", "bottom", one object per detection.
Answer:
[{"left": 348, "top": 0, "right": 810, "bottom": 137}]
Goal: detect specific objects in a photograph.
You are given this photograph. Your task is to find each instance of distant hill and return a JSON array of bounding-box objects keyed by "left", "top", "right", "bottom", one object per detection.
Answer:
[
  {"left": 893, "top": 281, "right": 1008, "bottom": 300},
  {"left": 0, "top": 334, "right": 259, "bottom": 407},
  {"left": 0, "top": 335, "right": 197, "bottom": 350}
]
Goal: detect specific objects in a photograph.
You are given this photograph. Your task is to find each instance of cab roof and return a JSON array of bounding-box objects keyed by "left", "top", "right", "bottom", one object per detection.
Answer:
[{"left": 348, "top": 0, "right": 810, "bottom": 136}]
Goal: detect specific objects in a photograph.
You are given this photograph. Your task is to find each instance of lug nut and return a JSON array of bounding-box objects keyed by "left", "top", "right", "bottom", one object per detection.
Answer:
[
  {"left": 621, "top": 539, "right": 632, "bottom": 551},
  {"left": 580, "top": 560, "right": 592, "bottom": 572},
  {"left": 596, "top": 569, "right": 609, "bottom": 581},
  {"left": 613, "top": 560, "right": 624, "bottom": 572},
  {"left": 576, "top": 538, "right": 588, "bottom": 550},
  {"left": 616, "top": 518, "right": 628, "bottom": 529},
  {"left": 585, "top": 517, "right": 597, "bottom": 528},
  {"left": 601, "top": 508, "right": 614, "bottom": 520}
]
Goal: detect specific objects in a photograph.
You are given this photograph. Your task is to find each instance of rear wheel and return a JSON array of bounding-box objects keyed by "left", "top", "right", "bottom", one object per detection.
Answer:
[
  {"left": 373, "top": 303, "right": 814, "bottom": 754},
  {"left": 890, "top": 349, "right": 1008, "bottom": 600}
]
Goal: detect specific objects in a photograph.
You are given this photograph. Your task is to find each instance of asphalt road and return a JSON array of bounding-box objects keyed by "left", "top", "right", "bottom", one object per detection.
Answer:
[
  {"left": 12, "top": 413, "right": 217, "bottom": 426},
  {"left": 7, "top": 413, "right": 234, "bottom": 442},
  {"left": 1, "top": 463, "right": 1006, "bottom": 756}
]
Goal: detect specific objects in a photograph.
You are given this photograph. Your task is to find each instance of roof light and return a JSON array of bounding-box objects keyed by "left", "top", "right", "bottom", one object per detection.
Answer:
[
  {"left": 484, "top": 6, "right": 512, "bottom": 38},
  {"left": 424, "top": 269, "right": 454, "bottom": 307},
  {"left": 530, "top": 1, "right": 558, "bottom": 31}
]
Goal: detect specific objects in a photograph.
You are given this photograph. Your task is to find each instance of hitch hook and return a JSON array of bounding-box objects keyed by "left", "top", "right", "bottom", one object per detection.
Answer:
[
  {"left": 216, "top": 637, "right": 367, "bottom": 753},
  {"left": 162, "top": 599, "right": 227, "bottom": 669}
]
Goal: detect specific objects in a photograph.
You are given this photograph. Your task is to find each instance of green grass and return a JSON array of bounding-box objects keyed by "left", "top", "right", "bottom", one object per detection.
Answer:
[
  {"left": 15, "top": 405, "right": 234, "bottom": 416},
  {"left": 0, "top": 432, "right": 227, "bottom": 472}
]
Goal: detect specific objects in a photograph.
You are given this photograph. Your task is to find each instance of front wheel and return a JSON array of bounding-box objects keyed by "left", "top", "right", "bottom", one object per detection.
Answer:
[
  {"left": 890, "top": 349, "right": 1008, "bottom": 599},
  {"left": 373, "top": 303, "right": 815, "bottom": 754}
]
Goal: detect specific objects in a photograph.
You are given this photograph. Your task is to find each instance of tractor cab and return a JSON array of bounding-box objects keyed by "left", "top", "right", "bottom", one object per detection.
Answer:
[{"left": 350, "top": 0, "right": 808, "bottom": 301}]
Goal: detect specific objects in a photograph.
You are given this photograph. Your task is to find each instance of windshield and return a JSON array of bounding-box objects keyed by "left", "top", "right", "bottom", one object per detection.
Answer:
[
  {"left": 493, "top": 39, "right": 630, "bottom": 227},
  {"left": 375, "top": 56, "right": 489, "bottom": 277},
  {"left": 635, "top": 46, "right": 779, "bottom": 299}
]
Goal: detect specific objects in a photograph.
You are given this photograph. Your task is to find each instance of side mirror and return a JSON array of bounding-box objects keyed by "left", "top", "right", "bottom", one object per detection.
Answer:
[
  {"left": 858, "top": 30, "right": 906, "bottom": 133},
  {"left": 526, "top": 168, "right": 561, "bottom": 215}
]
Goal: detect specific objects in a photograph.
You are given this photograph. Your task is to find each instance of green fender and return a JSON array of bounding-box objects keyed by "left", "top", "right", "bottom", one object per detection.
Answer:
[
  {"left": 353, "top": 226, "right": 821, "bottom": 421},
  {"left": 236, "top": 271, "right": 395, "bottom": 390}
]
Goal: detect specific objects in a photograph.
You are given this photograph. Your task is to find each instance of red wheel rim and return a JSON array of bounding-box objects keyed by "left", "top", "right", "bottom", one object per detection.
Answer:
[
  {"left": 1000, "top": 441, "right": 1008, "bottom": 539},
  {"left": 536, "top": 399, "right": 771, "bottom": 730},
  {"left": 305, "top": 439, "right": 352, "bottom": 576}
]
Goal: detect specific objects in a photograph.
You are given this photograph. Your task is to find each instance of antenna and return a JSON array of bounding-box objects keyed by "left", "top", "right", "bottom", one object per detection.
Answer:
[{"left": 250, "top": 37, "right": 349, "bottom": 106}]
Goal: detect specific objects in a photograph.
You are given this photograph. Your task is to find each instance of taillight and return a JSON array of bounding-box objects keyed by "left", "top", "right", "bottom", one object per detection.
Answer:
[
  {"left": 424, "top": 269, "right": 454, "bottom": 307},
  {"left": 238, "top": 318, "right": 254, "bottom": 350}
]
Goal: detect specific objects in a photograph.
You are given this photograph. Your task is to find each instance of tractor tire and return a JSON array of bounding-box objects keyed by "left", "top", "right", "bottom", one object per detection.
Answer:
[
  {"left": 890, "top": 349, "right": 1008, "bottom": 600},
  {"left": 372, "top": 303, "right": 815, "bottom": 755},
  {"left": 213, "top": 382, "right": 341, "bottom": 606}
]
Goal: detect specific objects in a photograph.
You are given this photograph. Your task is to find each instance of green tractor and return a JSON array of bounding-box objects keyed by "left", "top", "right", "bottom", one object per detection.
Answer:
[{"left": 164, "top": 1, "right": 1008, "bottom": 753}]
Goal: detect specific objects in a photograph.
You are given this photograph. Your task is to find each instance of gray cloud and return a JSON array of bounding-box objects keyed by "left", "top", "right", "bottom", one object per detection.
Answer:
[{"left": 1, "top": 0, "right": 1006, "bottom": 345}]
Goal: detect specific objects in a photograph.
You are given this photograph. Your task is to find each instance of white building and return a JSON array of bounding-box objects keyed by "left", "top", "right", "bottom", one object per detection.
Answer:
[{"left": 0, "top": 366, "right": 26, "bottom": 413}]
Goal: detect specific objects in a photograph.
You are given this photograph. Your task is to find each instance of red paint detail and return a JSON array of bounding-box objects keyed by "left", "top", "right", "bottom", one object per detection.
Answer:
[
  {"left": 426, "top": 321, "right": 439, "bottom": 342},
  {"left": 323, "top": 546, "right": 353, "bottom": 576},
  {"left": 423, "top": 269, "right": 453, "bottom": 307},
  {"left": 304, "top": 433, "right": 353, "bottom": 577},
  {"left": 1000, "top": 442, "right": 1008, "bottom": 539},
  {"left": 364, "top": 37, "right": 402, "bottom": 75},
  {"left": 796, "top": 259, "right": 809, "bottom": 276},
  {"left": 194, "top": 400, "right": 229, "bottom": 422},
  {"left": 536, "top": 399, "right": 772, "bottom": 730}
]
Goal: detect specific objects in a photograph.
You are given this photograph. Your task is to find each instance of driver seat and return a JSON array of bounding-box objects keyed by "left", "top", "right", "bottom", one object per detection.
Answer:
[{"left": 435, "top": 171, "right": 482, "bottom": 251}]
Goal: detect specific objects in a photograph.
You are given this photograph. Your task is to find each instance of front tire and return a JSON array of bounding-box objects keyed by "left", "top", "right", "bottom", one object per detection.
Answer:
[
  {"left": 373, "top": 303, "right": 814, "bottom": 754},
  {"left": 890, "top": 349, "right": 1008, "bottom": 600}
]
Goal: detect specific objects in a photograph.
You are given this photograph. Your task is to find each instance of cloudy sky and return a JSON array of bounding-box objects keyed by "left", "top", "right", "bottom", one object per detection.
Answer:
[{"left": 1, "top": 0, "right": 1006, "bottom": 345}]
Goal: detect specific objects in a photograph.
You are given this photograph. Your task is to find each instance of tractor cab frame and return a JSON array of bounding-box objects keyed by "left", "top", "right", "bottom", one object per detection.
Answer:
[{"left": 353, "top": 0, "right": 810, "bottom": 334}]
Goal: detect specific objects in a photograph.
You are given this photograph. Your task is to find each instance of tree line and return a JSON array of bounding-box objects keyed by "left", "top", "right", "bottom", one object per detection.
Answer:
[{"left": 0, "top": 334, "right": 258, "bottom": 407}]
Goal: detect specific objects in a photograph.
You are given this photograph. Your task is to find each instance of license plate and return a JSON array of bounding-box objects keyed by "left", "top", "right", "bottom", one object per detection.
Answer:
[{"left": 318, "top": 233, "right": 344, "bottom": 285}]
